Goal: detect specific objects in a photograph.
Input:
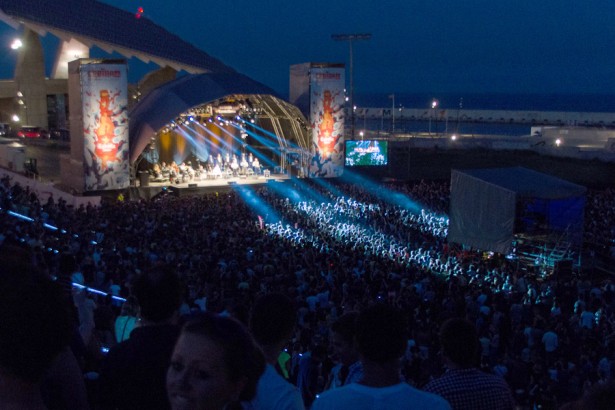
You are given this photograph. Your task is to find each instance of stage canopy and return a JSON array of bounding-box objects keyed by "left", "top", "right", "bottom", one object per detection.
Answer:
[
  {"left": 128, "top": 72, "right": 279, "bottom": 163},
  {"left": 448, "top": 167, "right": 587, "bottom": 254}
]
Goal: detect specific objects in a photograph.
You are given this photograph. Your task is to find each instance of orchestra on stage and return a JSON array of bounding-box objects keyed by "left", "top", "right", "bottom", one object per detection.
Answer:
[{"left": 148, "top": 152, "right": 262, "bottom": 184}]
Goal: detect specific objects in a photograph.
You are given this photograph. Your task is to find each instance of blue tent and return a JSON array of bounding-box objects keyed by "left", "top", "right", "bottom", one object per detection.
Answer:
[{"left": 448, "top": 167, "right": 586, "bottom": 254}]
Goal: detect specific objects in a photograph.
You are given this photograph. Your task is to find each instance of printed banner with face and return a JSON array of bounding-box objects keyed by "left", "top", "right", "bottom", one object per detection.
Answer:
[
  {"left": 81, "top": 63, "right": 129, "bottom": 191},
  {"left": 309, "top": 67, "right": 345, "bottom": 178}
]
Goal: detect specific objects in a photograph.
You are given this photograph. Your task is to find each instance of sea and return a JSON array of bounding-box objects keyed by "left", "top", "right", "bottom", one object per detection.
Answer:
[{"left": 351, "top": 92, "right": 615, "bottom": 137}]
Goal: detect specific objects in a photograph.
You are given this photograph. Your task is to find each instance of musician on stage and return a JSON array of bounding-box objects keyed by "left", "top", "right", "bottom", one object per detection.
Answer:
[{"left": 230, "top": 155, "right": 240, "bottom": 176}]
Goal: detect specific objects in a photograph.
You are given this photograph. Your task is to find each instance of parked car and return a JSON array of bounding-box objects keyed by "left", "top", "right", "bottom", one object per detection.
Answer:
[
  {"left": 49, "top": 128, "right": 70, "bottom": 141},
  {"left": 0, "top": 123, "right": 10, "bottom": 137},
  {"left": 17, "top": 126, "right": 49, "bottom": 139}
]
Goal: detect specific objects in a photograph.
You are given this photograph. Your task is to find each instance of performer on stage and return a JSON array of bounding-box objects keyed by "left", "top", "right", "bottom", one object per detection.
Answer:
[
  {"left": 240, "top": 154, "right": 249, "bottom": 175},
  {"left": 230, "top": 156, "right": 239, "bottom": 176},
  {"left": 212, "top": 163, "right": 222, "bottom": 178}
]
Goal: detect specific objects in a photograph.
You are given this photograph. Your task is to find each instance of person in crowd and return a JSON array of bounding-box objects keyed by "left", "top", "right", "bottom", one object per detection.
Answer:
[
  {"left": 297, "top": 343, "right": 328, "bottom": 408},
  {"left": 244, "top": 293, "right": 305, "bottom": 409},
  {"left": 98, "top": 263, "right": 182, "bottom": 410},
  {"left": 114, "top": 295, "right": 140, "bottom": 343},
  {"left": 325, "top": 312, "right": 363, "bottom": 390},
  {"left": 0, "top": 243, "right": 78, "bottom": 410},
  {"left": 423, "top": 317, "right": 515, "bottom": 410},
  {"left": 312, "top": 303, "right": 451, "bottom": 410},
  {"left": 166, "top": 312, "right": 265, "bottom": 410}
]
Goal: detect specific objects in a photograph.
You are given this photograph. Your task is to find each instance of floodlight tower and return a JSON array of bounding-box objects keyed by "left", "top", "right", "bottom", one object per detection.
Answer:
[{"left": 332, "top": 33, "right": 371, "bottom": 140}]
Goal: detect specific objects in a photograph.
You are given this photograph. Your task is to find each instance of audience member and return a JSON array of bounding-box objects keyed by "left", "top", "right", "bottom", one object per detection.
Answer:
[
  {"left": 325, "top": 312, "right": 363, "bottom": 389},
  {"left": 245, "top": 293, "right": 305, "bottom": 409},
  {"left": 98, "top": 264, "right": 182, "bottom": 410},
  {"left": 424, "top": 317, "right": 515, "bottom": 410},
  {"left": 312, "top": 303, "right": 451, "bottom": 410},
  {"left": 166, "top": 312, "right": 265, "bottom": 410},
  {"left": 114, "top": 295, "right": 139, "bottom": 343},
  {"left": 0, "top": 243, "right": 77, "bottom": 409}
]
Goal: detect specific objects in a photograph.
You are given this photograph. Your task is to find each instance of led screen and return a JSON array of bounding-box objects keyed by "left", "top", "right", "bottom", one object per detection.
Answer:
[{"left": 344, "top": 140, "right": 388, "bottom": 166}]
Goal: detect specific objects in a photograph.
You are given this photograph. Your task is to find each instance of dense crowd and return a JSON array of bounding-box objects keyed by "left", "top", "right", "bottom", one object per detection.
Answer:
[{"left": 1, "top": 173, "right": 615, "bottom": 409}]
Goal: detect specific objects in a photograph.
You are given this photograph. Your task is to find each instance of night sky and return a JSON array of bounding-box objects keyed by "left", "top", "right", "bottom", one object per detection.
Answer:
[{"left": 2, "top": 0, "right": 615, "bottom": 97}]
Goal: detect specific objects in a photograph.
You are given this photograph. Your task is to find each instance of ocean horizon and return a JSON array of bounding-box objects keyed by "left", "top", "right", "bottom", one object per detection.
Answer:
[{"left": 352, "top": 92, "right": 615, "bottom": 113}]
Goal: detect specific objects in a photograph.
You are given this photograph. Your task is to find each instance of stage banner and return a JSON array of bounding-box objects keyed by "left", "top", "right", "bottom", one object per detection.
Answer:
[
  {"left": 309, "top": 66, "right": 345, "bottom": 178},
  {"left": 80, "top": 63, "right": 129, "bottom": 191}
]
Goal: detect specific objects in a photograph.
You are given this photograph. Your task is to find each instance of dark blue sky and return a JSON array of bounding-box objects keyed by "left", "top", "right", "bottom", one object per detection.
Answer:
[{"left": 3, "top": 0, "right": 615, "bottom": 97}]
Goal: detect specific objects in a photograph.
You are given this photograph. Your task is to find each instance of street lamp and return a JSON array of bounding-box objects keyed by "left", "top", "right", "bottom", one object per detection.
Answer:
[
  {"left": 332, "top": 33, "right": 371, "bottom": 140},
  {"left": 10, "top": 38, "right": 28, "bottom": 124},
  {"left": 10, "top": 38, "right": 22, "bottom": 50},
  {"left": 429, "top": 99, "right": 438, "bottom": 136},
  {"left": 389, "top": 93, "right": 395, "bottom": 134}
]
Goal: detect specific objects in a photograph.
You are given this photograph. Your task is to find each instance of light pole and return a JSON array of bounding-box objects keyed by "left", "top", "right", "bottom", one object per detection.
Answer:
[
  {"left": 456, "top": 97, "right": 463, "bottom": 135},
  {"left": 332, "top": 33, "right": 371, "bottom": 140},
  {"left": 10, "top": 38, "right": 26, "bottom": 125},
  {"left": 389, "top": 93, "right": 395, "bottom": 134},
  {"left": 429, "top": 99, "right": 438, "bottom": 136}
]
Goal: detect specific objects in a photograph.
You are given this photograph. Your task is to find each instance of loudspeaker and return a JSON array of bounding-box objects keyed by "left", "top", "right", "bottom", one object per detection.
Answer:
[{"left": 188, "top": 183, "right": 197, "bottom": 188}]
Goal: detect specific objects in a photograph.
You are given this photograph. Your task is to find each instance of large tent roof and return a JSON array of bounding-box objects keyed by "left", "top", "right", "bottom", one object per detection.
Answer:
[
  {"left": 129, "top": 72, "right": 278, "bottom": 162},
  {"left": 0, "top": 0, "right": 233, "bottom": 73},
  {"left": 449, "top": 167, "right": 586, "bottom": 253},
  {"left": 457, "top": 166, "right": 587, "bottom": 199}
]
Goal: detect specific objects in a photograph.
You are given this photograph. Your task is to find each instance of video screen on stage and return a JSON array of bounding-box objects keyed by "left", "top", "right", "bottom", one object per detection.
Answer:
[{"left": 344, "top": 140, "right": 388, "bottom": 166}]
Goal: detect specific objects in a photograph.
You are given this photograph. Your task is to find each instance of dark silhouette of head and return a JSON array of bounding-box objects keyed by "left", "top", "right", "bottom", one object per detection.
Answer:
[
  {"left": 250, "top": 293, "right": 296, "bottom": 346},
  {"left": 356, "top": 304, "right": 407, "bottom": 363},
  {"left": 439, "top": 317, "right": 480, "bottom": 368},
  {"left": 132, "top": 263, "right": 181, "bottom": 323},
  {"left": 0, "top": 244, "right": 72, "bottom": 382}
]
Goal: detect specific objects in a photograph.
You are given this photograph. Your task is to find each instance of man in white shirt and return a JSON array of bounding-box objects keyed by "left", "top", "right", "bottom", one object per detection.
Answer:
[
  {"left": 312, "top": 304, "right": 450, "bottom": 410},
  {"left": 244, "top": 293, "right": 304, "bottom": 410}
]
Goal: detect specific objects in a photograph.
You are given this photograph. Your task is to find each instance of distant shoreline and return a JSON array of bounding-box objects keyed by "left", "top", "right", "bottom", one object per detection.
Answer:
[{"left": 351, "top": 92, "right": 615, "bottom": 113}]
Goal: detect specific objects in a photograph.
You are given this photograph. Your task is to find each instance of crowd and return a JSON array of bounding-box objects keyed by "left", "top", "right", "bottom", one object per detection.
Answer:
[{"left": 1, "top": 172, "right": 615, "bottom": 409}]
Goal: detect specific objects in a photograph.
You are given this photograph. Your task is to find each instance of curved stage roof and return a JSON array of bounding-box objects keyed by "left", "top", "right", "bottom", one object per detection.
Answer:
[{"left": 129, "top": 73, "right": 278, "bottom": 162}]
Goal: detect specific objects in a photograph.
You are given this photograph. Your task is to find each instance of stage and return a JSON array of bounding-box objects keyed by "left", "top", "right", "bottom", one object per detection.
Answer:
[{"left": 126, "top": 172, "right": 292, "bottom": 200}]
